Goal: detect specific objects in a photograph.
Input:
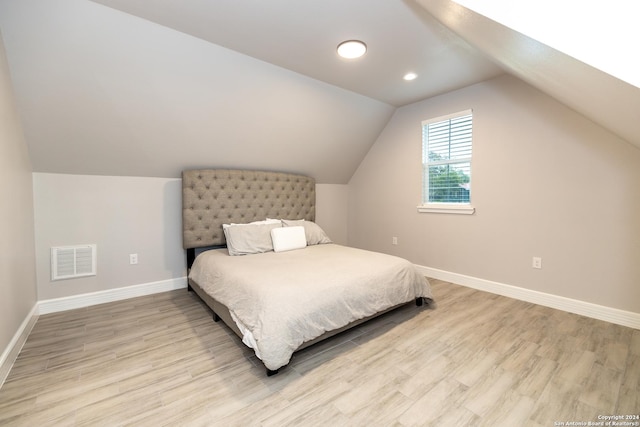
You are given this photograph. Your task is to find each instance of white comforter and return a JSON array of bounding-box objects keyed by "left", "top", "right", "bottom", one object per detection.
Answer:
[{"left": 189, "top": 244, "right": 432, "bottom": 370}]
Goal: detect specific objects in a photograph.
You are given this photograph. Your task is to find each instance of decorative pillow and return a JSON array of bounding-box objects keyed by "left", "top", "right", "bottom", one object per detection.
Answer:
[
  {"left": 222, "top": 222, "right": 282, "bottom": 256},
  {"left": 282, "top": 220, "right": 332, "bottom": 245},
  {"left": 271, "top": 226, "right": 307, "bottom": 253}
]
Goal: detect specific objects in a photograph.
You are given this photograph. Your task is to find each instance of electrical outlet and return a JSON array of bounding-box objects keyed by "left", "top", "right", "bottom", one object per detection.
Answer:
[
  {"left": 129, "top": 253, "right": 138, "bottom": 265},
  {"left": 532, "top": 257, "right": 542, "bottom": 269},
  {"left": 392, "top": 237, "right": 398, "bottom": 245}
]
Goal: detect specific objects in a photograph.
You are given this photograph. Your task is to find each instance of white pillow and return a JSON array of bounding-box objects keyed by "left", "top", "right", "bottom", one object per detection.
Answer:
[
  {"left": 223, "top": 222, "right": 281, "bottom": 256},
  {"left": 251, "top": 218, "right": 281, "bottom": 225},
  {"left": 282, "top": 220, "right": 332, "bottom": 245},
  {"left": 271, "top": 226, "right": 307, "bottom": 253},
  {"left": 223, "top": 218, "right": 280, "bottom": 229}
]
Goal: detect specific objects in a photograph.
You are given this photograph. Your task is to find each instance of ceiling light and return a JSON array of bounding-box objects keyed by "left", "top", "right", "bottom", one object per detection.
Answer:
[
  {"left": 403, "top": 72, "right": 418, "bottom": 81},
  {"left": 337, "top": 40, "right": 367, "bottom": 59}
]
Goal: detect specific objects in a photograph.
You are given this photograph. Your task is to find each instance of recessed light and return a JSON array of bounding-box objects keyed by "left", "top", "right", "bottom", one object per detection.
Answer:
[
  {"left": 337, "top": 40, "right": 367, "bottom": 59},
  {"left": 403, "top": 72, "right": 418, "bottom": 81}
]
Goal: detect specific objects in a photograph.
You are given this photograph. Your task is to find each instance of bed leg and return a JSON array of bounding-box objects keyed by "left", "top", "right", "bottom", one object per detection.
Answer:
[
  {"left": 187, "top": 283, "right": 193, "bottom": 293},
  {"left": 266, "top": 368, "right": 279, "bottom": 377},
  {"left": 213, "top": 312, "right": 220, "bottom": 322},
  {"left": 415, "top": 297, "right": 423, "bottom": 307}
]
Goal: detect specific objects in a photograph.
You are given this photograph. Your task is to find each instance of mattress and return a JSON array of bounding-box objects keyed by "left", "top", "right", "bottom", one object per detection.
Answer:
[{"left": 188, "top": 243, "right": 432, "bottom": 370}]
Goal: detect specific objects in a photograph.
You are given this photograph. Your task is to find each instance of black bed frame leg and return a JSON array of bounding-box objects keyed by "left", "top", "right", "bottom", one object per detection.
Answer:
[
  {"left": 266, "top": 368, "right": 279, "bottom": 377},
  {"left": 213, "top": 312, "right": 220, "bottom": 322},
  {"left": 415, "top": 297, "right": 424, "bottom": 307}
]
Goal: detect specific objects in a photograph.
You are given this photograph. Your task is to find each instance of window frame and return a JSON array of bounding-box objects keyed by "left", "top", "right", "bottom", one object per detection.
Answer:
[{"left": 418, "top": 109, "right": 475, "bottom": 215}]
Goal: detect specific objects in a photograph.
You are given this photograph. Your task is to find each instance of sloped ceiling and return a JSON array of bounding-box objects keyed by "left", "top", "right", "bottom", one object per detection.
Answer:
[
  {"left": 0, "top": 0, "right": 385, "bottom": 183},
  {"left": 415, "top": 0, "right": 640, "bottom": 149},
  {"left": 87, "top": 0, "right": 503, "bottom": 107},
  {"left": 0, "top": 0, "right": 502, "bottom": 184},
  {"left": 1, "top": 0, "right": 636, "bottom": 185}
]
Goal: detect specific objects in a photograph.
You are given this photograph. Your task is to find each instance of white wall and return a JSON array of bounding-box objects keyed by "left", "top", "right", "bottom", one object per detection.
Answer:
[
  {"left": 0, "top": 32, "right": 37, "bottom": 366},
  {"left": 33, "top": 174, "right": 349, "bottom": 300},
  {"left": 349, "top": 74, "right": 640, "bottom": 314},
  {"left": 316, "top": 184, "right": 349, "bottom": 245}
]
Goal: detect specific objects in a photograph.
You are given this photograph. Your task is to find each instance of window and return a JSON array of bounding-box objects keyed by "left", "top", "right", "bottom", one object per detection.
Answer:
[{"left": 419, "top": 109, "right": 475, "bottom": 214}]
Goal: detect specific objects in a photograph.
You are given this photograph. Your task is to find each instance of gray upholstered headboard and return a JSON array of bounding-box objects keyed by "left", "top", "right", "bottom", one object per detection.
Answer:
[{"left": 182, "top": 169, "right": 316, "bottom": 249}]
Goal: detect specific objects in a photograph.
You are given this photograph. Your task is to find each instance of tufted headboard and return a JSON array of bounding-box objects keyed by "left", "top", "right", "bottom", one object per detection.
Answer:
[{"left": 182, "top": 169, "right": 316, "bottom": 250}]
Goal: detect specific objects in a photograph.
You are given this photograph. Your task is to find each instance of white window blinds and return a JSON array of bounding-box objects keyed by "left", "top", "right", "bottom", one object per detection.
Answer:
[{"left": 422, "top": 110, "right": 473, "bottom": 204}]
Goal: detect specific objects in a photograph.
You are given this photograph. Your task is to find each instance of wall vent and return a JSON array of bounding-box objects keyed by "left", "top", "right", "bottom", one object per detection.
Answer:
[{"left": 51, "top": 244, "right": 97, "bottom": 281}]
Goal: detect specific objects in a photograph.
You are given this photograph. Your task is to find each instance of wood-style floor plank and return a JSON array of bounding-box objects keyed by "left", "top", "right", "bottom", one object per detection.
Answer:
[{"left": 1, "top": 279, "right": 638, "bottom": 426}]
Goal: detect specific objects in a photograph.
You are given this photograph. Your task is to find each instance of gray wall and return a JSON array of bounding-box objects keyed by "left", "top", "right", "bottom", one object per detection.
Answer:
[
  {"left": 0, "top": 32, "right": 37, "bottom": 357},
  {"left": 32, "top": 174, "right": 185, "bottom": 300},
  {"left": 349, "top": 74, "right": 640, "bottom": 313}
]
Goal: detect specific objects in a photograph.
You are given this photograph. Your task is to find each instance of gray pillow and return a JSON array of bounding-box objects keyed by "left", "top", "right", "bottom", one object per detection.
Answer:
[
  {"left": 282, "top": 220, "right": 332, "bottom": 245},
  {"left": 223, "top": 222, "right": 282, "bottom": 256}
]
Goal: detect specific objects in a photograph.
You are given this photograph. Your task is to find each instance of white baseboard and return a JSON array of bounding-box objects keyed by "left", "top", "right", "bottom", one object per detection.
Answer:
[
  {"left": 0, "top": 303, "right": 39, "bottom": 388},
  {"left": 416, "top": 265, "right": 640, "bottom": 330},
  {"left": 38, "top": 277, "right": 188, "bottom": 315}
]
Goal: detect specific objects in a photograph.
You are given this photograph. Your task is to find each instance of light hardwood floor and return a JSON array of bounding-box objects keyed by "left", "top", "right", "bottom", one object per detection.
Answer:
[{"left": 1, "top": 279, "right": 638, "bottom": 426}]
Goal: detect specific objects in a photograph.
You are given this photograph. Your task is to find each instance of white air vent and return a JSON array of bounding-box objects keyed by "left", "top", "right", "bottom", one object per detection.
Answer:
[{"left": 51, "top": 244, "right": 97, "bottom": 281}]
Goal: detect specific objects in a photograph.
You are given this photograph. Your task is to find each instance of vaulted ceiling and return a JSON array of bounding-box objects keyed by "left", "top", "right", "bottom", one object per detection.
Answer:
[
  {"left": 0, "top": 0, "right": 637, "bottom": 184},
  {"left": 87, "top": 0, "right": 503, "bottom": 107},
  {"left": 417, "top": 0, "right": 640, "bottom": 151}
]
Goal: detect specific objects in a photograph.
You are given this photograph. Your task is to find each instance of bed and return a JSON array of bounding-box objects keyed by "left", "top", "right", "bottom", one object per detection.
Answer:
[{"left": 183, "top": 169, "right": 432, "bottom": 375}]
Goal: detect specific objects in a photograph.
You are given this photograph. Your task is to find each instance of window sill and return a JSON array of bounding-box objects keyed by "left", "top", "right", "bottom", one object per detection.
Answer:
[{"left": 417, "top": 204, "right": 475, "bottom": 215}]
